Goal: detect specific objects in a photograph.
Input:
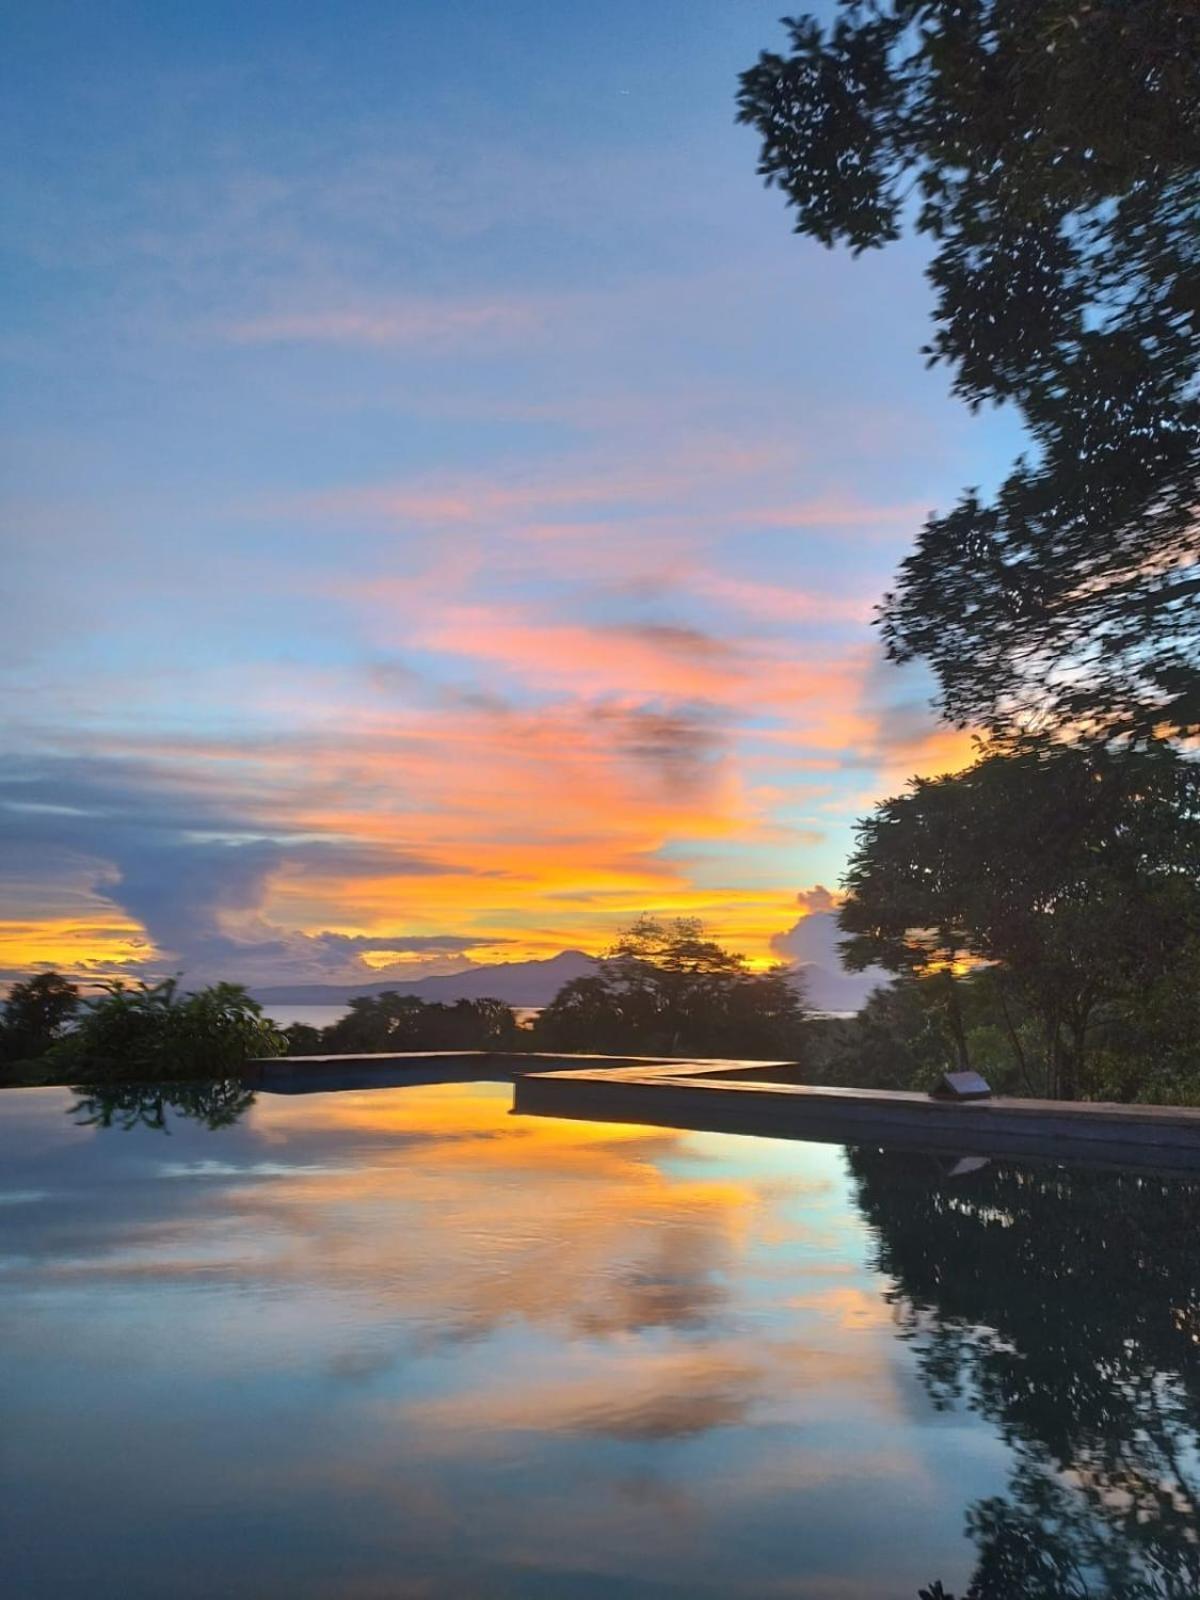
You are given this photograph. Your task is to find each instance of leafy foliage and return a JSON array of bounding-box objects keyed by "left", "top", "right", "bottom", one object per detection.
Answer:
[
  {"left": 739, "top": 2, "right": 1200, "bottom": 741},
  {"left": 839, "top": 738, "right": 1200, "bottom": 1097},
  {"left": 806, "top": 975, "right": 957, "bottom": 1090},
  {"left": 310, "top": 993, "right": 519, "bottom": 1054},
  {"left": 50, "top": 978, "right": 285, "bottom": 1081},
  {"left": 0, "top": 970, "right": 79, "bottom": 1063},
  {"left": 281, "top": 1021, "right": 324, "bottom": 1055},
  {"left": 533, "top": 916, "right": 807, "bottom": 1059}
]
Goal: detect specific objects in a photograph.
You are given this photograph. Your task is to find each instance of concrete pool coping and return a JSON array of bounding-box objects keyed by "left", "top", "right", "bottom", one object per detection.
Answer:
[{"left": 245, "top": 1050, "right": 1200, "bottom": 1172}]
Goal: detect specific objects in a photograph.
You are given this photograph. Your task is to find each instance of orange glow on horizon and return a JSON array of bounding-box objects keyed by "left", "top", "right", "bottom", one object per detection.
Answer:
[
  {"left": 0, "top": 916, "right": 153, "bottom": 978},
  {"left": 2, "top": 586, "right": 984, "bottom": 987}
]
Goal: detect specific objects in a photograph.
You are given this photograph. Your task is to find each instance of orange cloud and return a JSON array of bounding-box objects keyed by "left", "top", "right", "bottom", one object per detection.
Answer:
[
  {"left": 690, "top": 572, "right": 875, "bottom": 626},
  {"left": 3, "top": 423, "right": 978, "bottom": 985},
  {"left": 0, "top": 915, "right": 152, "bottom": 976},
  {"left": 4, "top": 650, "right": 977, "bottom": 982}
]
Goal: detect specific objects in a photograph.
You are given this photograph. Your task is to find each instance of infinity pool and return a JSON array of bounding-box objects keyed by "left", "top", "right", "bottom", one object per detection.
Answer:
[{"left": 2, "top": 1078, "right": 1198, "bottom": 1599}]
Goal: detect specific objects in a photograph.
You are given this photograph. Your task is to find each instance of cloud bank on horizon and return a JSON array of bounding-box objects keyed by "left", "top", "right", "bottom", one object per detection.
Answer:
[{"left": 1, "top": 1, "right": 1011, "bottom": 988}]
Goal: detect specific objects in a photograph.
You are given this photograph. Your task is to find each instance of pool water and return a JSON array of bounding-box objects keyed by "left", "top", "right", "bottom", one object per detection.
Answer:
[{"left": 2, "top": 1079, "right": 1198, "bottom": 1599}]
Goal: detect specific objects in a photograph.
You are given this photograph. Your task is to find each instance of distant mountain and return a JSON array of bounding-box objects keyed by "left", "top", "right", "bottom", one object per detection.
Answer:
[
  {"left": 252, "top": 949, "right": 598, "bottom": 1008},
  {"left": 253, "top": 941, "right": 886, "bottom": 1015}
]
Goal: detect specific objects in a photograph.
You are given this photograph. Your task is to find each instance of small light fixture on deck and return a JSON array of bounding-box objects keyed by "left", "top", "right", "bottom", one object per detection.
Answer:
[
  {"left": 930, "top": 1070, "right": 992, "bottom": 1101},
  {"left": 945, "top": 1155, "right": 991, "bottom": 1178}
]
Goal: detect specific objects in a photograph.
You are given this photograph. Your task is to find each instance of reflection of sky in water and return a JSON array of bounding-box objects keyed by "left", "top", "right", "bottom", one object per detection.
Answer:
[{"left": 1, "top": 1084, "right": 1011, "bottom": 1599}]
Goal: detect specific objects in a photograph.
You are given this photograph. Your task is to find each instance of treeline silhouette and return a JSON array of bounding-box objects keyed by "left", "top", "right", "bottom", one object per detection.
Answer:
[
  {"left": 0, "top": 974, "right": 285, "bottom": 1082},
  {"left": 7, "top": 883, "right": 1200, "bottom": 1103},
  {"left": 0, "top": 919, "right": 809, "bottom": 1083},
  {"left": 282, "top": 993, "right": 520, "bottom": 1056},
  {"left": 283, "top": 917, "right": 808, "bottom": 1062},
  {"left": 531, "top": 916, "right": 806, "bottom": 1060}
]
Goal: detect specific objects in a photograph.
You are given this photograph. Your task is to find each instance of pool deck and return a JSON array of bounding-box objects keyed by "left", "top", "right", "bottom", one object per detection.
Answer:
[
  {"left": 514, "top": 1058, "right": 1200, "bottom": 1172},
  {"left": 246, "top": 1050, "right": 1200, "bottom": 1172}
]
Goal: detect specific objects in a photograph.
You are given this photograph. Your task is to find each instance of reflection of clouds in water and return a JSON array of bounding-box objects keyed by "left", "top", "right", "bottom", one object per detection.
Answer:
[
  {"left": 0, "top": 1082, "right": 1005, "bottom": 1599},
  {"left": 403, "top": 1337, "right": 911, "bottom": 1450},
  {"left": 213, "top": 1084, "right": 755, "bottom": 1349},
  {"left": 8, "top": 1086, "right": 901, "bottom": 1374},
  {"left": 406, "top": 1346, "right": 763, "bottom": 1446},
  {"left": 5, "top": 1083, "right": 751, "bottom": 1354},
  {"left": 787, "top": 1285, "right": 903, "bottom": 1332}
]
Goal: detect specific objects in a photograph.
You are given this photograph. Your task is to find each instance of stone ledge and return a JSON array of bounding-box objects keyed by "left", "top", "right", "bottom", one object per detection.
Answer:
[
  {"left": 514, "top": 1059, "right": 1200, "bottom": 1168},
  {"left": 246, "top": 1049, "right": 1200, "bottom": 1170}
]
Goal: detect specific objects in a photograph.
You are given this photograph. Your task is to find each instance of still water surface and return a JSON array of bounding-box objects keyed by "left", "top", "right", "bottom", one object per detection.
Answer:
[{"left": 2, "top": 1078, "right": 1198, "bottom": 1599}]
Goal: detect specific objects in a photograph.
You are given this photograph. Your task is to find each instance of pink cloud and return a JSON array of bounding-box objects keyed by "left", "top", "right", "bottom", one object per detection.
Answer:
[
  {"left": 408, "top": 603, "right": 860, "bottom": 711},
  {"left": 690, "top": 571, "right": 875, "bottom": 626}
]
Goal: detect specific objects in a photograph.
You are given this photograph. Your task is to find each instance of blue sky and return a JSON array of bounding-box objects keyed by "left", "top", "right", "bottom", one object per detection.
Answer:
[{"left": 1, "top": 1, "right": 1020, "bottom": 984}]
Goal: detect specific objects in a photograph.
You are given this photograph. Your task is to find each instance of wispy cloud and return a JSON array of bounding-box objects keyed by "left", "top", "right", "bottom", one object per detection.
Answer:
[
  {"left": 221, "top": 297, "right": 541, "bottom": 348},
  {"left": 2, "top": 5, "right": 1003, "bottom": 987}
]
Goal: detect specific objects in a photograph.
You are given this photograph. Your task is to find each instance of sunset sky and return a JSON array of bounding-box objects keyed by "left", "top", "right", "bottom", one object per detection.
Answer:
[{"left": 2, "top": 0, "right": 1019, "bottom": 987}]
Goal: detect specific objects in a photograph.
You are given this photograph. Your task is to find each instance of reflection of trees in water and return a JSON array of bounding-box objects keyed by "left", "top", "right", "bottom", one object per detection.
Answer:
[
  {"left": 70, "top": 1078, "right": 255, "bottom": 1132},
  {"left": 848, "top": 1150, "right": 1200, "bottom": 1599}
]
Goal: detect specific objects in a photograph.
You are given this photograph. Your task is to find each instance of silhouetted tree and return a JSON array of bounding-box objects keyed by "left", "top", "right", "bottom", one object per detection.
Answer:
[
  {"left": 49, "top": 978, "right": 285, "bottom": 1080},
  {"left": 840, "top": 739, "right": 1200, "bottom": 1097},
  {"left": 806, "top": 975, "right": 957, "bottom": 1091},
  {"left": 739, "top": 2, "right": 1200, "bottom": 742},
  {"left": 534, "top": 916, "right": 807, "bottom": 1059},
  {"left": 282, "top": 1021, "right": 323, "bottom": 1056},
  {"left": 316, "top": 993, "right": 519, "bottom": 1054},
  {"left": 0, "top": 970, "right": 79, "bottom": 1063}
]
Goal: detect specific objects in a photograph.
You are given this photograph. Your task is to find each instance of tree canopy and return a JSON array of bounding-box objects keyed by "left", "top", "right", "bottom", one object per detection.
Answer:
[
  {"left": 310, "top": 993, "right": 519, "bottom": 1055},
  {"left": 839, "top": 738, "right": 1200, "bottom": 1096},
  {"left": 534, "top": 916, "right": 807, "bottom": 1060},
  {"left": 739, "top": 1, "right": 1200, "bottom": 742},
  {"left": 49, "top": 978, "right": 286, "bottom": 1081},
  {"left": 0, "top": 970, "right": 79, "bottom": 1063}
]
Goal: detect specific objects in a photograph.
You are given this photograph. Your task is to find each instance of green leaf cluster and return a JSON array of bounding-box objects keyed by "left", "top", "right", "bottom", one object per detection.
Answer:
[
  {"left": 0, "top": 970, "right": 80, "bottom": 1065},
  {"left": 48, "top": 977, "right": 286, "bottom": 1082},
  {"left": 837, "top": 738, "right": 1200, "bottom": 1097}
]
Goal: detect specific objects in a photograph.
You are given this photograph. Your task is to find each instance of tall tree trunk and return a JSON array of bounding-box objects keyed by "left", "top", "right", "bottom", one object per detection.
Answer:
[
  {"left": 997, "top": 979, "right": 1035, "bottom": 1095},
  {"left": 942, "top": 969, "right": 970, "bottom": 1071},
  {"left": 1064, "top": 999, "right": 1094, "bottom": 1102},
  {"left": 1054, "top": 1021, "right": 1077, "bottom": 1101},
  {"left": 1042, "top": 1014, "right": 1060, "bottom": 1099}
]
